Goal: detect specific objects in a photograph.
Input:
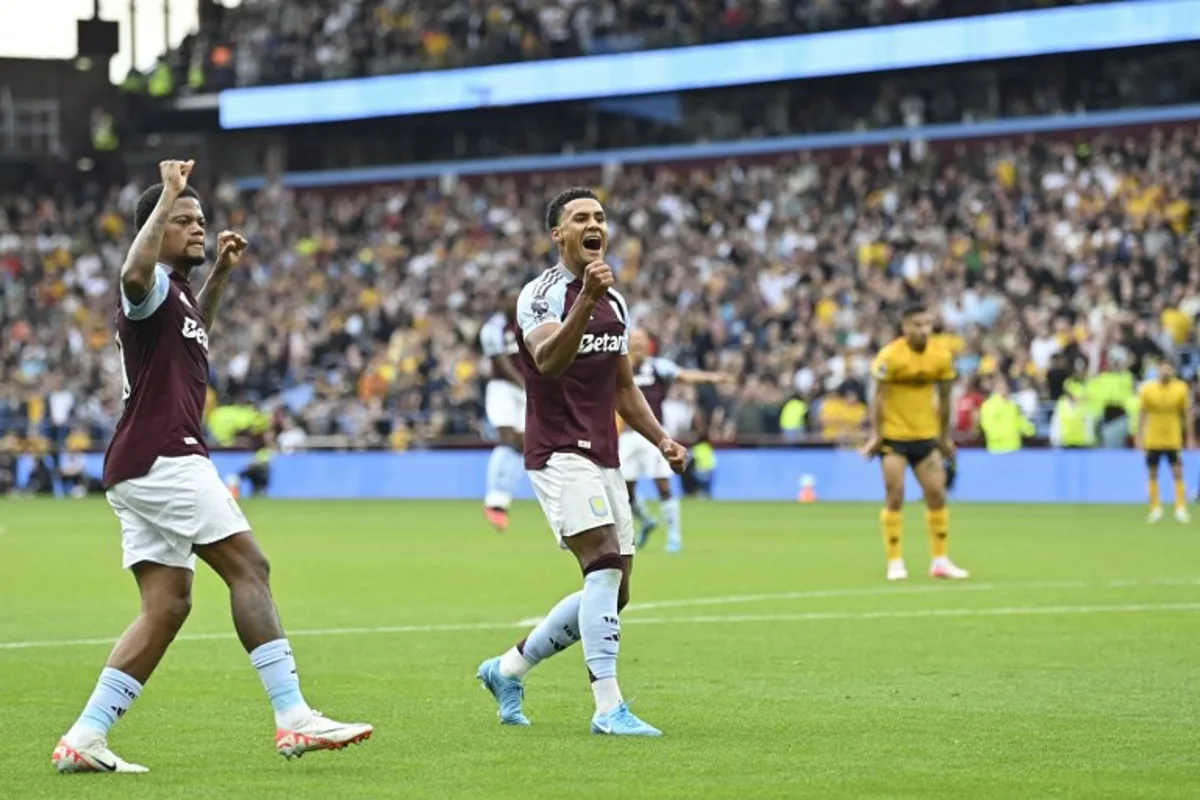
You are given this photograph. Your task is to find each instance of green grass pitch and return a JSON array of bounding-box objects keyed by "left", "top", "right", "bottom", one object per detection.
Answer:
[{"left": 1, "top": 498, "right": 1198, "bottom": 799}]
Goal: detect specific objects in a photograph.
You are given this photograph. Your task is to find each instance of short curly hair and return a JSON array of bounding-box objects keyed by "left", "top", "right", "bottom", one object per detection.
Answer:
[
  {"left": 545, "top": 187, "right": 599, "bottom": 231},
  {"left": 134, "top": 183, "right": 201, "bottom": 230}
]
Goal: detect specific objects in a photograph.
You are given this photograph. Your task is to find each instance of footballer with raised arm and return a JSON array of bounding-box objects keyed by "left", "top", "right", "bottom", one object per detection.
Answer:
[
  {"left": 476, "top": 187, "right": 688, "bottom": 737},
  {"left": 52, "top": 161, "right": 372, "bottom": 774}
]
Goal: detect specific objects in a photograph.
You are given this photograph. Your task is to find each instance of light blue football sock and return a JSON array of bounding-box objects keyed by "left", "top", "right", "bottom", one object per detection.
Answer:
[
  {"left": 485, "top": 446, "right": 513, "bottom": 509},
  {"left": 580, "top": 568, "right": 622, "bottom": 681},
  {"left": 580, "top": 568, "right": 624, "bottom": 713},
  {"left": 76, "top": 667, "right": 143, "bottom": 735},
  {"left": 629, "top": 491, "right": 652, "bottom": 527},
  {"left": 517, "top": 590, "right": 582, "bottom": 668},
  {"left": 250, "top": 639, "right": 307, "bottom": 715},
  {"left": 661, "top": 497, "right": 682, "bottom": 547},
  {"left": 500, "top": 445, "right": 524, "bottom": 501}
]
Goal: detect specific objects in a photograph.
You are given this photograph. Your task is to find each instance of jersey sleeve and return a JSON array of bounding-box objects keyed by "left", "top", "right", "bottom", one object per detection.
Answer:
[
  {"left": 516, "top": 277, "right": 567, "bottom": 339},
  {"left": 121, "top": 264, "right": 170, "bottom": 321},
  {"left": 479, "top": 320, "right": 506, "bottom": 357},
  {"left": 870, "top": 348, "right": 892, "bottom": 382},
  {"left": 652, "top": 357, "right": 681, "bottom": 383},
  {"left": 937, "top": 349, "right": 957, "bottom": 382}
]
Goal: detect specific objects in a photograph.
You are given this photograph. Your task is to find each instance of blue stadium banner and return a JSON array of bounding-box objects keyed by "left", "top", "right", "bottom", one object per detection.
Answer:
[{"left": 219, "top": 0, "right": 1200, "bottom": 129}]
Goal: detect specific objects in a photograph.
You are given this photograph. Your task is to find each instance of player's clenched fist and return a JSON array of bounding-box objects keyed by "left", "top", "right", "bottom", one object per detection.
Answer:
[
  {"left": 159, "top": 159, "right": 194, "bottom": 195},
  {"left": 216, "top": 231, "right": 249, "bottom": 269},
  {"left": 582, "top": 261, "right": 614, "bottom": 300},
  {"left": 659, "top": 438, "right": 690, "bottom": 475}
]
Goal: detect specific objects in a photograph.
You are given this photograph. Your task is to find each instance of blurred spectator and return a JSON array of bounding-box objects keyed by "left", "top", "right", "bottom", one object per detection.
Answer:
[
  {"left": 3, "top": 125, "right": 1200, "bottom": 451},
  {"left": 818, "top": 384, "right": 867, "bottom": 445},
  {"left": 1050, "top": 385, "right": 1098, "bottom": 449},
  {"left": 0, "top": 433, "right": 17, "bottom": 494},
  {"left": 160, "top": 0, "right": 1123, "bottom": 92},
  {"left": 980, "top": 376, "right": 1035, "bottom": 453}
]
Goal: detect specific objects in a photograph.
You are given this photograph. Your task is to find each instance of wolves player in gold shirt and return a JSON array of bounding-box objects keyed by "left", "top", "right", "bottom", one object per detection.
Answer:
[
  {"left": 862, "top": 303, "right": 970, "bottom": 581},
  {"left": 1137, "top": 360, "right": 1194, "bottom": 523}
]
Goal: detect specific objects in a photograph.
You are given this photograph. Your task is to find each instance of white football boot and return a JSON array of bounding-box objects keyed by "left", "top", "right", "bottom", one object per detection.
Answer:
[
  {"left": 275, "top": 710, "right": 373, "bottom": 759},
  {"left": 886, "top": 559, "right": 909, "bottom": 581},
  {"left": 52, "top": 730, "right": 148, "bottom": 773},
  {"left": 929, "top": 557, "right": 970, "bottom": 580}
]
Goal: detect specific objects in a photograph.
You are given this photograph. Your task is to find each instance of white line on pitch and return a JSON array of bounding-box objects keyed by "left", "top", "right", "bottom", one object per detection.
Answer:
[
  {"left": 514, "top": 575, "right": 1200, "bottom": 624},
  {"left": 1, "top": 599, "right": 1198, "bottom": 651},
  {"left": 625, "top": 602, "right": 1200, "bottom": 626},
  {"left": 625, "top": 576, "right": 1200, "bottom": 611}
]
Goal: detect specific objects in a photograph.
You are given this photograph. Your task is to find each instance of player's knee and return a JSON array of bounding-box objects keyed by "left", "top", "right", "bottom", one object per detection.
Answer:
[
  {"left": 925, "top": 489, "right": 947, "bottom": 508},
  {"left": 581, "top": 551, "right": 623, "bottom": 576},
  {"left": 243, "top": 548, "right": 271, "bottom": 585},
  {"left": 884, "top": 489, "right": 905, "bottom": 511},
  {"left": 147, "top": 590, "right": 192, "bottom": 631}
]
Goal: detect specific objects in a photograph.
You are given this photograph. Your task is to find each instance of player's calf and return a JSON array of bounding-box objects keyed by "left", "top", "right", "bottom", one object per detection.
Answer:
[
  {"left": 54, "top": 563, "right": 192, "bottom": 773},
  {"left": 197, "top": 533, "right": 373, "bottom": 754}
]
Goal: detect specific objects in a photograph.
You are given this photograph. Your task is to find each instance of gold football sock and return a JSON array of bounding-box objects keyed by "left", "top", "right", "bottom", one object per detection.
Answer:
[
  {"left": 926, "top": 508, "right": 949, "bottom": 559},
  {"left": 1149, "top": 478, "right": 1161, "bottom": 511},
  {"left": 881, "top": 509, "right": 903, "bottom": 561},
  {"left": 1174, "top": 478, "right": 1187, "bottom": 510}
]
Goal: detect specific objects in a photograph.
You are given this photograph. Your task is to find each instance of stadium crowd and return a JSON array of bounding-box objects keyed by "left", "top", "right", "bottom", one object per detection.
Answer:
[
  {"left": 2, "top": 124, "right": 1200, "bottom": 461},
  {"left": 165, "top": 0, "right": 1115, "bottom": 92}
]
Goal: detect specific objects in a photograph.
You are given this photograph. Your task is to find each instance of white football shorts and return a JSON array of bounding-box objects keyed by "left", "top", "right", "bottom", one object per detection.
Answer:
[
  {"left": 107, "top": 455, "right": 249, "bottom": 571},
  {"left": 485, "top": 379, "right": 526, "bottom": 433},
  {"left": 528, "top": 452, "right": 636, "bottom": 556},
  {"left": 618, "top": 430, "right": 673, "bottom": 482}
]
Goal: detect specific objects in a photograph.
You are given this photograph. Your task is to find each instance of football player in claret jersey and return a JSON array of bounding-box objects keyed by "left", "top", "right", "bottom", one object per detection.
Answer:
[
  {"left": 479, "top": 286, "right": 526, "bottom": 531},
  {"left": 862, "top": 303, "right": 970, "bottom": 582},
  {"left": 476, "top": 187, "right": 689, "bottom": 737},
  {"left": 622, "top": 328, "right": 730, "bottom": 552},
  {"left": 52, "top": 161, "right": 371, "bottom": 775},
  {"left": 1136, "top": 359, "right": 1194, "bottom": 523}
]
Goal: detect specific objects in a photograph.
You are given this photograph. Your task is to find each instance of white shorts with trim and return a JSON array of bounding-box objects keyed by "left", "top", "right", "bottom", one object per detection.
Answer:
[
  {"left": 528, "top": 452, "right": 636, "bottom": 556},
  {"left": 107, "top": 455, "right": 249, "bottom": 571},
  {"left": 619, "top": 431, "right": 672, "bottom": 482},
  {"left": 485, "top": 380, "right": 526, "bottom": 433}
]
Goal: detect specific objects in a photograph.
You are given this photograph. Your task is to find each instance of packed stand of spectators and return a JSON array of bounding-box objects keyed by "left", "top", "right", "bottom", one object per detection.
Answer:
[
  {"left": 4, "top": 125, "right": 1200, "bottom": 458},
  {"left": 162, "top": 0, "right": 1116, "bottom": 92},
  {"left": 247, "top": 41, "right": 1200, "bottom": 177}
]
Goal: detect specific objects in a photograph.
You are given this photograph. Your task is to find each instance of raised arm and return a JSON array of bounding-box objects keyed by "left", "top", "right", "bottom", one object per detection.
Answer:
[
  {"left": 521, "top": 263, "right": 612, "bottom": 378},
  {"left": 197, "top": 231, "right": 247, "bottom": 332},
  {"left": 676, "top": 367, "right": 735, "bottom": 385},
  {"left": 122, "top": 160, "right": 192, "bottom": 304}
]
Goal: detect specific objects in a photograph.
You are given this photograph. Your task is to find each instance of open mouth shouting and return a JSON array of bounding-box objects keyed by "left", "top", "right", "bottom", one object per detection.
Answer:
[{"left": 581, "top": 232, "right": 604, "bottom": 257}]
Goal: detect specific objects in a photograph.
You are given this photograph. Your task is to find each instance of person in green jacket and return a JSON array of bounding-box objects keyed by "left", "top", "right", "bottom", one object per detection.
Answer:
[
  {"left": 979, "top": 376, "right": 1035, "bottom": 454},
  {"left": 1050, "top": 384, "right": 1097, "bottom": 448}
]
